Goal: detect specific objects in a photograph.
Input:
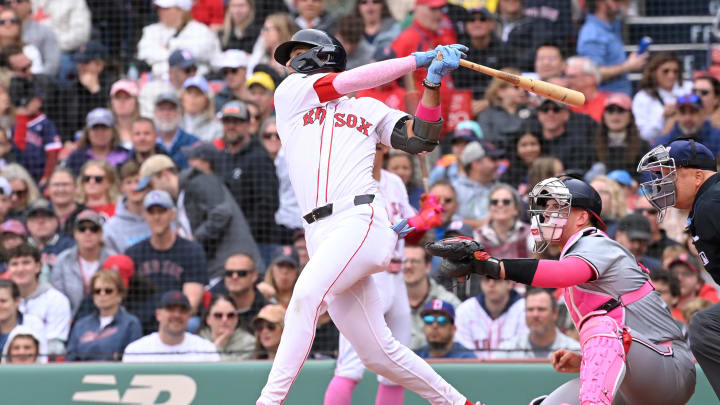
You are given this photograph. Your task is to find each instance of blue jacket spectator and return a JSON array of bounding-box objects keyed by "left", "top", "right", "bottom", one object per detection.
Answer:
[{"left": 655, "top": 94, "right": 720, "bottom": 155}]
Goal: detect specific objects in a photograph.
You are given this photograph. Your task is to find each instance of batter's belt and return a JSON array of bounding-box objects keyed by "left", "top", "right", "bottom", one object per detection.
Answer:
[{"left": 303, "top": 194, "right": 375, "bottom": 224}]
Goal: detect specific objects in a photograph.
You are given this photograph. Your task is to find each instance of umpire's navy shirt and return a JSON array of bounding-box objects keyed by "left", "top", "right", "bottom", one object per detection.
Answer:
[{"left": 688, "top": 173, "right": 720, "bottom": 284}]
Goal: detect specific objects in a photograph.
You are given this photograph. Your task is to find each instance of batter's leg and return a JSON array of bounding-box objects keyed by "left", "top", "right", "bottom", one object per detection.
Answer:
[
  {"left": 690, "top": 302, "right": 720, "bottom": 400},
  {"left": 328, "top": 276, "right": 468, "bottom": 405}
]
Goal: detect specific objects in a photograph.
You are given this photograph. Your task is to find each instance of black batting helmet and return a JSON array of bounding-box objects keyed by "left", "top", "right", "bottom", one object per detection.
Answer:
[{"left": 273, "top": 29, "right": 347, "bottom": 74}]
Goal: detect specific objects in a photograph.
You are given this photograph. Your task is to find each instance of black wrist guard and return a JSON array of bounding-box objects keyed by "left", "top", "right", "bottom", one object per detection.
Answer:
[
  {"left": 501, "top": 259, "right": 539, "bottom": 285},
  {"left": 474, "top": 256, "right": 502, "bottom": 279}
]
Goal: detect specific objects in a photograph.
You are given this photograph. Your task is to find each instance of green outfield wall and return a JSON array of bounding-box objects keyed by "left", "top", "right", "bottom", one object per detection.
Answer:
[{"left": 0, "top": 360, "right": 711, "bottom": 404}]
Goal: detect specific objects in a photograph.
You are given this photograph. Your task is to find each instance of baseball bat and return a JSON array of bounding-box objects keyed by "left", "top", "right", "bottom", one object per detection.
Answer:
[{"left": 459, "top": 59, "right": 586, "bottom": 107}]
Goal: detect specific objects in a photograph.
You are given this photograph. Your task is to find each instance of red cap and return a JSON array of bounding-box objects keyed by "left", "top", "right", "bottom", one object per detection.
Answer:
[
  {"left": 102, "top": 255, "right": 135, "bottom": 287},
  {"left": 416, "top": 0, "right": 447, "bottom": 7},
  {"left": 604, "top": 93, "right": 632, "bottom": 111}
]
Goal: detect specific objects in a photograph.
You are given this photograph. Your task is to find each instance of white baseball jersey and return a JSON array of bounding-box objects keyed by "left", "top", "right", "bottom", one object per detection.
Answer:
[
  {"left": 379, "top": 169, "right": 416, "bottom": 260},
  {"left": 275, "top": 73, "right": 408, "bottom": 215},
  {"left": 454, "top": 291, "right": 528, "bottom": 359}
]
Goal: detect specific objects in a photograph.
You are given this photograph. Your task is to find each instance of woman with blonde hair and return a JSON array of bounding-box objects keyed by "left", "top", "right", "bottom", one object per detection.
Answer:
[
  {"left": 218, "top": 0, "right": 261, "bottom": 52},
  {"left": 76, "top": 160, "right": 119, "bottom": 218},
  {"left": 258, "top": 251, "right": 300, "bottom": 308},
  {"left": 249, "top": 12, "right": 298, "bottom": 75},
  {"left": 0, "top": 163, "right": 40, "bottom": 218},
  {"left": 109, "top": 80, "right": 141, "bottom": 149},
  {"left": 252, "top": 304, "right": 285, "bottom": 360},
  {"left": 589, "top": 175, "right": 626, "bottom": 228},
  {"left": 180, "top": 76, "right": 222, "bottom": 142},
  {"left": 477, "top": 67, "right": 532, "bottom": 142}
]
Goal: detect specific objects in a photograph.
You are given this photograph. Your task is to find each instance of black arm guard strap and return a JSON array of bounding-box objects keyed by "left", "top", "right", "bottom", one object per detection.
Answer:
[
  {"left": 501, "top": 258, "right": 540, "bottom": 285},
  {"left": 390, "top": 115, "right": 443, "bottom": 154}
]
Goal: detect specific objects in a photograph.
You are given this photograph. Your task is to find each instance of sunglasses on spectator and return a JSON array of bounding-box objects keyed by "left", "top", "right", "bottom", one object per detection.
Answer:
[
  {"left": 262, "top": 132, "right": 279, "bottom": 139},
  {"left": 222, "top": 67, "right": 242, "bottom": 75},
  {"left": 211, "top": 312, "right": 237, "bottom": 320},
  {"left": 93, "top": 287, "right": 115, "bottom": 295},
  {"left": 636, "top": 208, "right": 658, "bottom": 215},
  {"left": 359, "top": 0, "right": 382, "bottom": 4},
  {"left": 693, "top": 88, "right": 711, "bottom": 97},
  {"left": 490, "top": 198, "right": 512, "bottom": 206},
  {"left": 423, "top": 315, "right": 450, "bottom": 326},
  {"left": 82, "top": 175, "right": 105, "bottom": 184},
  {"left": 183, "top": 67, "right": 196, "bottom": 75},
  {"left": 225, "top": 269, "right": 252, "bottom": 278},
  {"left": 604, "top": 105, "right": 628, "bottom": 114},
  {"left": 0, "top": 18, "right": 20, "bottom": 26},
  {"left": 11, "top": 189, "right": 27, "bottom": 198},
  {"left": 77, "top": 223, "right": 102, "bottom": 233},
  {"left": 255, "top": 321, "right": 278, "bottom": 331},
  {"left": 468, "top": 14, "right": 489, "bottom": 22},
  {"left": 538, "top": 105, "right": 564, "bottom": 113}
]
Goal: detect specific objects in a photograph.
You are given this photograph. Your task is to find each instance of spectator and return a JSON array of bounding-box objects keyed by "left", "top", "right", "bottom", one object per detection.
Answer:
[
  {"left": 218, "top": 0, "right": 261, "bottom": 52},
  {"left": 614, "top": 213, "right": 662, "bottom": 271},
  {"left": 387, "top": 150, "right": 423, "bottom": 210},
  {"left": 125, "top": 190, "right": 208, "bottom": 332},
  {"left": 477, "top": 68, "right": 531, "bottom": 144},
  {"left": 453, "top": 141, "right": 503, "bottom": 225},
  {"left": 8, "top": 243, "right": 70, "bottom": 355},
  {"left": 259, "top": 118, "right": 302, "bottom": 243},
  {"left": 10, "top": 0, "right": 61, "bottom": 77},
  {"left": 656, "top": 94, "right": 720, "bottom": 155},
  {"left": 109, "top": 80, "right": 140, "bottom": 149},
  {"left": 403, "top": 244, "right": 460, "bottom": 349},
  {"left": 180, "top": 76, "right": 222, "bottom": 142},
  {"left": 566, "top": 56, "right": 608, "bottom": 122},
  {"left": 452, "top": 7, "right": 506, "bottom": 111},
  {"left": 426, "top": 180, "right": 463, "bottom": 239},
  {"left": 589, "top": 175, "right": 626, "bottom": 232},
  {"left": 415, "top": 299, "right": 475, "bottom": 359},
  {"left": 292, "top": 230, "right": 309, "bottom": 269},
  {"left": 46, "top": 167, "right": 85, "bottom": 235},
  {"left": 607, "top": 169, "right": 637, "bottom": 212},
  {"left": 668, "top": 254, "right": 720, "bottom": 322},
  {"left": 501, "top": 121, "right": 543, "bottom": 189},
  {"left": 474, "top": 183, "right": 531, "bottom": 259},
  {"left": 390, "top": 0, "right": 457, "bottom": 90},
  {"left": 683, "top": 298, "right": 713, "bottom": 331},
  {"left": 0, "top": 219, "right": 26, "bottom": 256},
  {"left": 0, "top": 8, "right": 43, "bottom": 74},
  {"left": 293, "top": 0, "right": 335, "bottom": 32},
  {"left": 210, "top": 253, "right": 270, "bottom": 333},
  {"left": 52, "top": 210, "right": 112, "bottom": 315},
  {"left": 138, "top": 49, "right": 197, "bottom": 118},
  {"left": 0, "top": 279, "right": 45, "bottom": 355},
  {"left": 197, "top": 293, "right": 255, "bottom": 360},
  {"left": 31, "top": 0, "right": 90, "bottom": 86},
  {"left": 140, "top": 152, "right": 262, "bottom": 278},
  {"left": 64, "top": 108, "right": 130, "bottom": 174},
  {"left": 353, "top": 0, "right": 399, "bottom": 59},
  {"left": 1, "top": 325, "right": 41, "bottom": 363},
  {"left": 71, "top": 254, "right": 137, "bottom": 320},
  {"left": 455, "top": 276, "right": 527, "bottom": 358},
  {"left": 0, "top": 177, "right": 11, "bottom": 225},
  {"left": 136, "top": 0, "right": 221, "bottom": 79},
  {"left": 694, "top": 75, "right": 720, "bottom": 129},
  {"left": 251, "top": 303, "right": 285, "bottom": 360},
  {"left": 65, "top": 269, "right": 142, "bottom": 361},
  {"left": 577, "top": 0, "right": 647, "bottom": 94},
  {"left": 103, "top": 161, "right": 151, "bottom": 254},
  {"left": 57, "top": 41, "right": 117, "bottom": 139},
  {"left": 191, "top": 0, "right": 225, "bottom": 31},
  {"left": 0, "top": 92, "right": 15, "bottom": 135},
  {"left": 248, "top": 12, "right": 298, "bottom": 77},
  {"left": 77, "top": 160, "right": 119, "bottom": 218},
  {"left": 153, "top": 92, "right": 200, "bottom": 170},
  {"left": 258, "top": 246, "right": 299, "bottom": 308},
  {"left": 127, "top": 117, "right": 168, "bottom": 166},
  {"left": 216, "top": 101, "right": 279, "bottom": 263},
  {"left": 495, "top": 0, "right": 551, "bottom": 72},
  {"left": 183, "top": 142, "right": 222, "bottom": 174},
  {"left": 429, "top": 121, "right": 482, "bottom": 186},
  {"left": 536, "top": 98, "right": 597, "bottom": 173},
  {"left": 123, "top": 290, "right": 220, "bottom": 362},
  {"left": 25, "top": 199, "right": 74, "bottom": 270},
  {"left": 593, "top": 93, "right": 650, "bottom": 175},
  {"left": 494, "top": 288, "right": 579, "bottom": 359},
  {"left": 532, "top": 42, "right": 566, "bottom": 81},
  {"left": 244, "top": 72, "right": 275, "bottom": 125},
  {"left": 334, "top": 14, "right": 373, "bottom": 70},
  {"left": 2, "top": 163, "right": 39, "bottom": 219},
  {"left": 650, "top": 269, "right": 682, "bottom": 324},
  {"left": 214, "top": 49, "right": 249, "bottom": 113},
  {"left": 631, "top": 52, "right": 691, "bottom": 143},
  {"left": 634, "top": 196, "right": 679, "bottom": 261}
]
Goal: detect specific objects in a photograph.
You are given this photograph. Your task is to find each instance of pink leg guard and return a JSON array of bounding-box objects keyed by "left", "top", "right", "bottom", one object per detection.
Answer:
[
  {"left": 324, "top": 376, "right": 358, "bottom": 405},
  {"left": 375, "top": 383, "right": 404, "bottom": 405},
  {"left": 578, "top": 316, "right": 627, "bottom": 405}
]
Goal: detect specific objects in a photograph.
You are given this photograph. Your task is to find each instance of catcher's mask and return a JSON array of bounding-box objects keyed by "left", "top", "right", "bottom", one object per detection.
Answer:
[
  {"left": 637, "top": 145, "right": 676, "bottom": 223},
  {"left": 528, "top": 177, "right": 571, "bottom": 253}
]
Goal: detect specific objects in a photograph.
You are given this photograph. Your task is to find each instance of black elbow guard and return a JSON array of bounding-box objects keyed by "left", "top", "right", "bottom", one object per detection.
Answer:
[
  {"left": 501, "top": 258, "right": 539, "bottom": 285},
  {"left": 390, "top": 115, "right": 443, "bottom": 154}
]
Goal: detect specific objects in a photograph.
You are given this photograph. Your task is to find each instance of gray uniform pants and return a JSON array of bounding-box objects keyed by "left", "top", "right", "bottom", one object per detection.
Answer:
[
  {"left": 542, "top": 340, "right": 696, "bottom": 405},
  {"left": 690, "top": 302, "right": 720, "bottom": 400}
]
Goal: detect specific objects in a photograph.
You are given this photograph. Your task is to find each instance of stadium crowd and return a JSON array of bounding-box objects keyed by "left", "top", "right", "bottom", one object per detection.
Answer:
[{"left": 0, "top": 0, "right": 716, "bottom": 365}]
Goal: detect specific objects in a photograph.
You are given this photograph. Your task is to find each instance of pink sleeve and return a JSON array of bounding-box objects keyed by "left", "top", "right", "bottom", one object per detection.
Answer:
[
  {"left": 531, "top": 257, "right": 596, "bottom": 288},
  {"left": 314, "top": 56, "right": 417, "bottom": 102}
]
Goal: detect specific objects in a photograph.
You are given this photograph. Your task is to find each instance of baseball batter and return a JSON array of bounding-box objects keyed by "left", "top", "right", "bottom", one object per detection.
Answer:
[
  {"left": 256, "top": 29, "right": 478, "bottom": 405},
  {"left": 427, "top": 177, "right": 696, "bottom": 405}
]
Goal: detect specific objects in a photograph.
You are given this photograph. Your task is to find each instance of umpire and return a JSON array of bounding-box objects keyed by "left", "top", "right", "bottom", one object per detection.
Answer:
[{"left": 638, "top": 138, "right": 720, "bottom": 398}]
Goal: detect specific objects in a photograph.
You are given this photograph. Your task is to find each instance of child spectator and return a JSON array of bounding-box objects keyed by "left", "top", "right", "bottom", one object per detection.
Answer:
[{"left": 102, "top": 161, "right": 151, "bottom": 254}]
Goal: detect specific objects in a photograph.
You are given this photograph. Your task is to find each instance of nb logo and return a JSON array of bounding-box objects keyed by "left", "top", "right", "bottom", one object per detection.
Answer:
[{"left": 72, "top": 374, "right": 197, "bottom": 405}]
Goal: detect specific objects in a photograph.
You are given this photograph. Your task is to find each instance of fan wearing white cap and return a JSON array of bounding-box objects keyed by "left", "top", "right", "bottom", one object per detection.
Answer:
[
  {"left": 214, "top": 50, "right": 250, "bottom": 113},
  {"left": 137, "top": 0, "right": 221, "bottom": 78}
]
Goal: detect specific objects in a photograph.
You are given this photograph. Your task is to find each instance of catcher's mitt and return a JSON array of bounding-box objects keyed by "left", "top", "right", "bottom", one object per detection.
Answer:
[{"left": 425, "top": 237, "right": 486, "bottom": 278}]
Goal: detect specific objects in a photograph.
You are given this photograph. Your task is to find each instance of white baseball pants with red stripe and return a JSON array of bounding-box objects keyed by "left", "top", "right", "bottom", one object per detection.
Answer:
[{"left": 256, "top": 199, "right": 467, "bottom": 405}]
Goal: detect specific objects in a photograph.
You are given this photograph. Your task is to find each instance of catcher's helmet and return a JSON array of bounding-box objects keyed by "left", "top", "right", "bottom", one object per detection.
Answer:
[{"left": 274, "top": 29, "right": 347, "bottom": 74}]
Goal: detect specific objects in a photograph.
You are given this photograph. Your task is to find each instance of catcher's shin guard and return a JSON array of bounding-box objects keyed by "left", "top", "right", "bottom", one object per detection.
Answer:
[{"left": 578, "top": 316, "right": 628, "bottom": 405}]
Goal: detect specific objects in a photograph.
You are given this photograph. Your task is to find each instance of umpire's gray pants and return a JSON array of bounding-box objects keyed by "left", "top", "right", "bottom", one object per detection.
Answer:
[
  {"left": 690, "top": 302, "right": 720, "bottom": 400},
  {"left": 542, "top": 339, "right": 696, "bottom": 405}
]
